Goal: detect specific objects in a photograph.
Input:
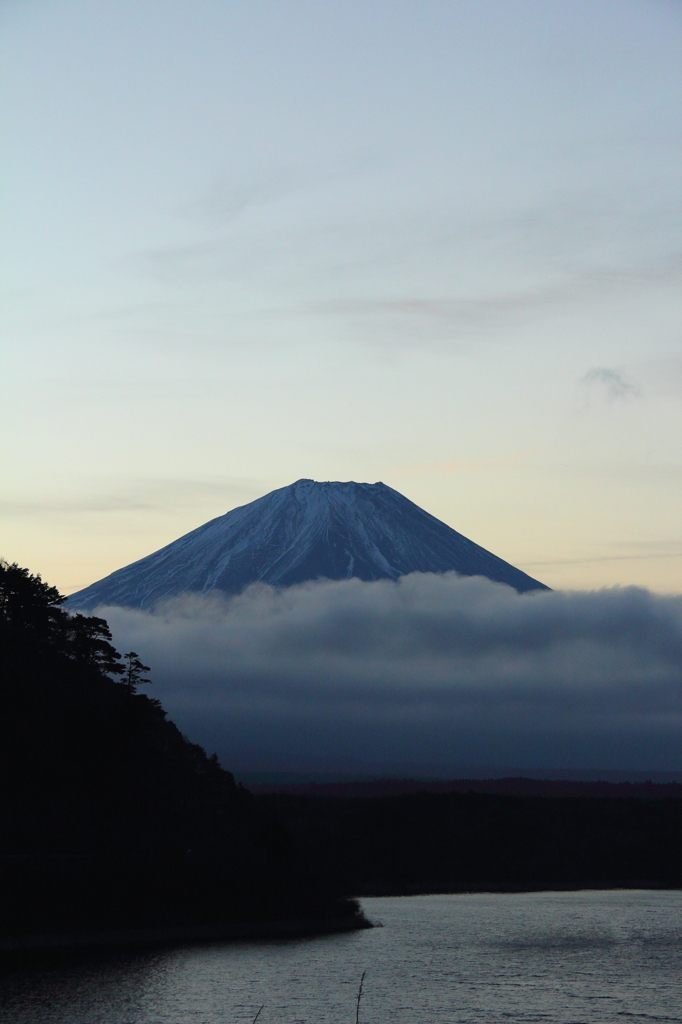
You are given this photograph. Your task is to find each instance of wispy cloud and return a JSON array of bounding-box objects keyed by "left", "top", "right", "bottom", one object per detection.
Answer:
[
  {"left": 521, "top": 552, "right": 682, "bottom": 567},
  {"left": 580, "top": 367, "right": 642, "bottom": 402},
  {"left": 306, "top": 254, "right": 682, "bottom": 340},
  {"left": 130, "top": 178, "right": 682, "bottom": 329},
  {"left": 176, "top": 155, "right": 376, "bottom": 226},
  {"left": 521, "top": 539, "right": 682, "bottom": 568},
  {"left": 398, "top": 452, "right": 536, "bottom": 475},
  {"left": 0, "top": 478, "right": 263, "bottom": 519}
]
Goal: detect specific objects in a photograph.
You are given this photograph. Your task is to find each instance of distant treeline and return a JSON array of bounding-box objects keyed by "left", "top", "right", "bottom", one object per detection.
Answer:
[
  {"left": 0, "top": 562, "right": 363, "bottom": 941},
  {"left": 247, "top": 777, "right": 682, "bottom": 799},
  {"left": 258, "top": 790, "right": 682, "bottom": 895}
]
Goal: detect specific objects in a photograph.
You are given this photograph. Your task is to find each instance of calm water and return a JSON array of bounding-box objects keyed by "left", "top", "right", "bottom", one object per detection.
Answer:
[{"left": 2, "top": 890, "right": 681, "bottom": 1023}]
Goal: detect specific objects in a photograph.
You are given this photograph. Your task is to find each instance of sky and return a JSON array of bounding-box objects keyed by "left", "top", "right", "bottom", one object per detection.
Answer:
[{"left": 1, "top": 0, "right": 681, "bottom": 598}]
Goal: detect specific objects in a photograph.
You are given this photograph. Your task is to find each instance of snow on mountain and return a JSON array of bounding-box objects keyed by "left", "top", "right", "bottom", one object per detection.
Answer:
[{"left": 67, "top": 478, "right": 549, "bottom": 609}]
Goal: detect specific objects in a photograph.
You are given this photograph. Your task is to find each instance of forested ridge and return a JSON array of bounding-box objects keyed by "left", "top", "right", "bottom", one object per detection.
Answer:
[
  {"left": 0, "top": 562, "right": 363, "bottom": 940},
  {"left": 259, "top": 790, "right": 682, "bottom": 896}
]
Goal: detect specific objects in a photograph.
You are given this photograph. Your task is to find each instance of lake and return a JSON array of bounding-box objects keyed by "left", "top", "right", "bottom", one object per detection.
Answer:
[{"left": 2, "top": 890, "right": 681, "bottom": 1023}]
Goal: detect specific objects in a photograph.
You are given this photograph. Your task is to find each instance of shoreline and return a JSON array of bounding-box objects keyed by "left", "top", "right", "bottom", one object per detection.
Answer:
[
  {"left": 0, "top": 914, "right": 372, "bottom": 957},
  {"left": 3, "top": 885, "right": 679, "bottom": 959},
  {"left": 355, "top": 881, "right": 682, "bottom": 897}
]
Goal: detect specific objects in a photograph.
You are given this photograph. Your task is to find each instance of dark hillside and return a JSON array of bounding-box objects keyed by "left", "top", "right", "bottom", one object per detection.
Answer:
[{"left": 0, "top": 563, "right": 364, "bottom": 942}]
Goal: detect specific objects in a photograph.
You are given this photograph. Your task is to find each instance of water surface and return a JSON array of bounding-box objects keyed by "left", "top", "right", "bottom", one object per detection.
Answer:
[{"left": 2, "top": 890, "right": 681, "bottom": 1023}]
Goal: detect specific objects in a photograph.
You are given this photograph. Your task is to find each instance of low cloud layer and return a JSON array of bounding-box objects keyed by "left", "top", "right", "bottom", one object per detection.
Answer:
[{"left": 100, "top": 574, "right": 682, "bottom": 774}]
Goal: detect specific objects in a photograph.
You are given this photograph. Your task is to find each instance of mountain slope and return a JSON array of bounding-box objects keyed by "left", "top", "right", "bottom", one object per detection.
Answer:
[{"left": 68, "top": 479, "right": 548, "bottom": 609}]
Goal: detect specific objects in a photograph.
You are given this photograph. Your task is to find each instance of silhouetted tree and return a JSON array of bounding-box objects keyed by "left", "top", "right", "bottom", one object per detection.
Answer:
[
  {"left": 122, "top": 651, "right": 152, "bottom": 692},
  {"left": 0, "top": 559, "right": 67, "bottom": 638},
  {"left": 66, "top": 613, "right": 123, "bottom": 677},
  {"left": 0, "top": 560, "right": 124, "bottom": 678}
]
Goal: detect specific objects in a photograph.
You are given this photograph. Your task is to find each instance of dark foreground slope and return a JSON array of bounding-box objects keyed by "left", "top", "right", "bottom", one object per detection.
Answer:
[
  {"left": 258, "top": 791, "right": 682, "bottom": 895},
  {"left": 0, "top": 564, "right": 365, "bottom": 947},
  {"left": 248, "top": 777, "right": 682, "bottom": 799},
  {"left": 68, "top": 479, "right": 547, "bottom": 609}
]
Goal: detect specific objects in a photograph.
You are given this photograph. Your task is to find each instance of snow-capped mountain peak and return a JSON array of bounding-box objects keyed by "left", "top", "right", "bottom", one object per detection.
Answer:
[{"left": 67, "top": 478, "right": 548, "bottom": 609}]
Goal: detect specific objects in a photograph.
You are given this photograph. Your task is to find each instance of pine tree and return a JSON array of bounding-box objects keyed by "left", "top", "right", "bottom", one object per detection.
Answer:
[{"left": 122, "top": 651, "right": 152, "bottom": 692}]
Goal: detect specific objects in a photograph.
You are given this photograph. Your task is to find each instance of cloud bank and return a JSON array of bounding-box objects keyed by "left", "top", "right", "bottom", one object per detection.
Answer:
[{"left": 99, "top": 574, "right": 682, "bottom": 774}]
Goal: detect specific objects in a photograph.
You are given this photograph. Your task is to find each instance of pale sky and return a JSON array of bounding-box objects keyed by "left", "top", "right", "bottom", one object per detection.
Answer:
[{"left": 2, "top": 0, "right": 681, "bottom": 596}]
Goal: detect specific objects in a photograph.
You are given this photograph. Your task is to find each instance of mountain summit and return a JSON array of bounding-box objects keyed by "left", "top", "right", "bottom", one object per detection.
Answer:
[{"left": 68, "top": 479, "right": 548, "bottom": 609}]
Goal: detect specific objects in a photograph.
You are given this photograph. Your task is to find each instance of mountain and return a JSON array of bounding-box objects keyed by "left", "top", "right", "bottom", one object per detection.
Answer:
[{"left": 67, "top": 478, "right": 548, "bottom": 609}]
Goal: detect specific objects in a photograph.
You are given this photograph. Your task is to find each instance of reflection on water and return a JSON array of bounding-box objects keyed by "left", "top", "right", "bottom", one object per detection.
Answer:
[{"left": 1, "top": 890, "right": 681, "bottom": 1023}]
